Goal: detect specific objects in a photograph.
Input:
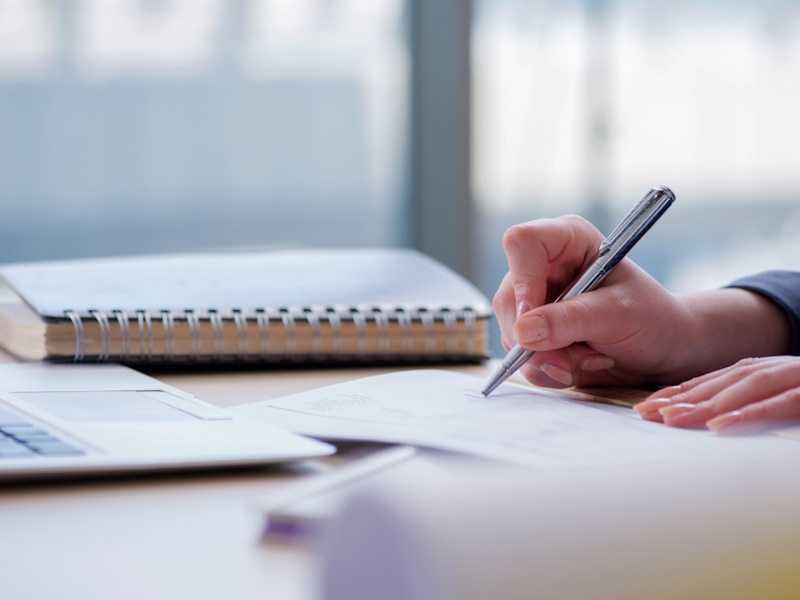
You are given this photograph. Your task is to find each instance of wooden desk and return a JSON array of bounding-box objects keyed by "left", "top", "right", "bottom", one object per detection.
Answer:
[{"left": 0, "top": 358, "right": 492, "bottom": 600}]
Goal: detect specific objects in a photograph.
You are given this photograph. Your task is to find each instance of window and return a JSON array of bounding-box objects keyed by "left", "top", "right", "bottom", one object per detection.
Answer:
[{"left": 0, "top": 0, "right": 409, "bottom": 261}]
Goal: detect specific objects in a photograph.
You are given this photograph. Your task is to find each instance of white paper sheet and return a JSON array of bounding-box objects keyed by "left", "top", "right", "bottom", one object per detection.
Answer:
[{"left": 235, "top": 370, "right": 799, "bottom": 469}]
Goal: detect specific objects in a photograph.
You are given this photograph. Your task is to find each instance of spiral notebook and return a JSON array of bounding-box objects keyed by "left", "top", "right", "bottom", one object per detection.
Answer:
[{"left": 0, "top": 248, "right": 491, "bottom": 365}]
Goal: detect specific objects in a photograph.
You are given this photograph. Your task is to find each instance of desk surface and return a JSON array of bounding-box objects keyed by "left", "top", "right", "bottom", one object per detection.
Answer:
[{"left": 0, "top": 354, "right": 493, "bottom": 600}]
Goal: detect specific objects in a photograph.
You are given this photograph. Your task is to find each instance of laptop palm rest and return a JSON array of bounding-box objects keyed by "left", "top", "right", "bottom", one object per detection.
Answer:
[{"left": 10, "top": 390, "right": 230, "bottom": 422}]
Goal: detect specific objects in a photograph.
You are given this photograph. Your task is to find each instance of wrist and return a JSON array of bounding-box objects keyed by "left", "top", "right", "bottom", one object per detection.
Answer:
[{"left": 663, "top": 288, "right": 792, "bottom": 382}]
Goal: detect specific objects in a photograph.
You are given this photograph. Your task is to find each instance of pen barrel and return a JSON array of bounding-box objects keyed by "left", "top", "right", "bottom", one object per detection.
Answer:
[
  {"left": 599, "top": 186, "right": 675, "bottom": 255},
  {"left": 556, "top": 263, "right": 607, "bottom": 302}
]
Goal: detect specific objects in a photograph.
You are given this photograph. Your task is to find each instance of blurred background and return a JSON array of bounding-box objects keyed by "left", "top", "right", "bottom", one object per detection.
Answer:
[{"left": 1, "top": 0, "right": 799, "bottom": 356}]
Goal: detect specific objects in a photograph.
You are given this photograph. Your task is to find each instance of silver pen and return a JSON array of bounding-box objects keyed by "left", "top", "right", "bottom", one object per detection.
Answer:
[{"left": 481, "top": 185, "right": 676, "bottom": 397}]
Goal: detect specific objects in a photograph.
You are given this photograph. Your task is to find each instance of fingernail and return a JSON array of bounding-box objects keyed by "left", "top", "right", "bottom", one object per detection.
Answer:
[
  {"left": 707, "top": 411, "right": 742, "bottom": 433},
  {"left": 639, "top": 408, "right": 664, "bottom": 423},
  {"left": 579, "top": 355, "right": 616, "bottom": 372},
  {"left": 540, "top": 364, "right": 573, "bottom": 386},
  {"left": 516, "top": 302, "right": 531, "bottom": 318},
  {"left": 514, "top": 315, "right": 548, "bottom": 345},
  {"left": 634, "top": 397, "right": 672, "bottom": 414},
  {"left": 659, "top": 403, "right": 698, "bottom": 419}
]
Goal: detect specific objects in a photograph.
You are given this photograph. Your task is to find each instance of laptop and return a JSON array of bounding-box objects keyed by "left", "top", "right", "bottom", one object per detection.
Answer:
[{"left": 0, "top": 363, "right": 334, "bottom": 481}]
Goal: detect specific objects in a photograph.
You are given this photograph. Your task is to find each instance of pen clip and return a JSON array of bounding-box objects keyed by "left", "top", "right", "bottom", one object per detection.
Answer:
[{"left": 598, "top": 186, "right": 675, "bottom": 256}]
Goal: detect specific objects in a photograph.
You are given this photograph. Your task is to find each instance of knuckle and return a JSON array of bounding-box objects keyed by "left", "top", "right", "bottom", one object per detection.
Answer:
[
  {"left": 734, "top": 357, "right": 761, "bottom": 369},
  {"left": 742, "top": 401, "right": 769, "bottom": 422},
  {"left": 769, "top": 387, "right": 800, "bottom": 418},
  {"left": 784, "top": 387, "right": 800, "bottom": 404},
  {"left": 670, "top": 391, "right": 693, "bottom": 404},
  {"left": 704, "top": 394, "right": 723, "bottom": 414},
  {"left": 673, "top": 378, "right": 702, "bottom": 398},
  {"left": 782, "top": 390, "right": 800, "bottom": 418},
  {"left": 743, "top": 368, "right": 774, "bottom": 388},
  {"left": 561, "top": 214, "right": 601, "bottom": 241},
  {"left": 520, "top": 363, "right": 556, "bottom": 389},
  {"left": 510, "top": 281, "right": 535, "bottom": 303},
  {"left": 680, "top": 376, "right": 703, "bottom": 391},
  {"left": 492, "top": 274, "right": 513, "bottom": 311},
  {"left": 501, "top": 224, "right": 532, "bottom": 254},
  {"left": 559, "top": 296, "right": 595, "bottom": 335},
  {"left": 560, "top": 214, "right": 590, "bottom": 230},
  {"left": 492, "top": 288, "right": 505, "bottom": 312}
]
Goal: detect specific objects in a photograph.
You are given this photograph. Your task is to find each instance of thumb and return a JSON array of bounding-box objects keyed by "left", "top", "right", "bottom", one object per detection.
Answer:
[{"left": 512, "top": 291, "right": 622, "bottom": 352}]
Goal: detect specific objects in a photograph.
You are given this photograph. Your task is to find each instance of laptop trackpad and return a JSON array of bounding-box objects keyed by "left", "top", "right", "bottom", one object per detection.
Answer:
[{"left": 11, "top": 390, "right": 202, "bottom": 423}]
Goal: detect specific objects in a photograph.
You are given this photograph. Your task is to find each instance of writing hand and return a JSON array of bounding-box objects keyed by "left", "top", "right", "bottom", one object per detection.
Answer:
[
  {"left": 494, "top": 215, "right": 688, "bottom": 388},
  {"left": 494, "top": 215, "right": 792, "bottom": 391}
]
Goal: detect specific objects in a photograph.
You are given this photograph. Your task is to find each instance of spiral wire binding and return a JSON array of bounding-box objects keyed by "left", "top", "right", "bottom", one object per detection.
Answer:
[
  {"left": 373, "top": 308, "right": 389, "bottom": 355},
  {"left": 209, "top": 310, "right": 223, "bottom": 359},
  {"left": 162, "top": 310, "right": 174, "bottom": 359},
  {"left": 186, "top": 310, "right": 200, "bottom": 360},
  {"left": 419, "top": 308, "right": 435, "bottom": 354},
  {"left": 304, "top": 308, "right": 321, "bottom": 354},
  {"left": 351, "top": 308, "right": 367, "bottom": 355},
  {"left": 114, "top": 310, "right": 130, "bottom": 360},
  {"left": 464, "top": 308, "right": 476, "bottom": 356},
  {"left": 135, "top": 311, "right": 153, "bottom": 360},
  {"left": 396, "top": 309, "right": 412, "bottom": 353},
  {"left": 280, "top": 309, "right": 297, "bottom": 356},
  {"left": 327, "top": 308, "right": 342, "bottom": 355},
  {"left": 233, "top": 310, "right": 248, "bottom": 359},
  {"left": 136, "top": 311, "right": 144, "bottom": 358},
  {"left": 90, "top": 310, "right": 111, "bottom": 362},
  {"left": 65, "top": 310, "right": 85, "bottom": 363},
  {"left": 442, "top": 308, "right": 458, "bottom": 355},
  {"left": 256, "top": 309, "right": 271, "bottom": 356},
  {"left": 59, "top": 305, "right": 482, "bottom": 363}
]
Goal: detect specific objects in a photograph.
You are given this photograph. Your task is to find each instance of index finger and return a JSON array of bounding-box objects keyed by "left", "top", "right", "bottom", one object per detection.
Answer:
[{"left": 501, "top": 215, "right": 605, "bottom": 316}]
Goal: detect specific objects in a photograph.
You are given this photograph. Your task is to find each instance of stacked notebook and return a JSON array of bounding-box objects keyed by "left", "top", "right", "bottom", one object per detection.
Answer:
[{"left": 0, "top": 249, "right": 491, "bottom": 365}]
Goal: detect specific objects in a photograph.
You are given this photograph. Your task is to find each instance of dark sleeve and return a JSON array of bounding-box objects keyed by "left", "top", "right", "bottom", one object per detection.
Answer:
[{"left": 727, "top": 270, "right": 800, "bottom": 356}]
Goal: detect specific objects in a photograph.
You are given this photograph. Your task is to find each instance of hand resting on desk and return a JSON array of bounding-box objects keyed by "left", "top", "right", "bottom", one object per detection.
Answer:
[
  {"left": 637, "top": 356, "right": 800, "bottom": 434},
  {"left": 494, "top": 215, "right": 796, "bottom": 433}
]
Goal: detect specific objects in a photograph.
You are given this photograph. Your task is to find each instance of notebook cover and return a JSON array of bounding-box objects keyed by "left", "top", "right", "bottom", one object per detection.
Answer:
[{"left": 0, "top": 248, "right": 492, "bottom": 318}]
